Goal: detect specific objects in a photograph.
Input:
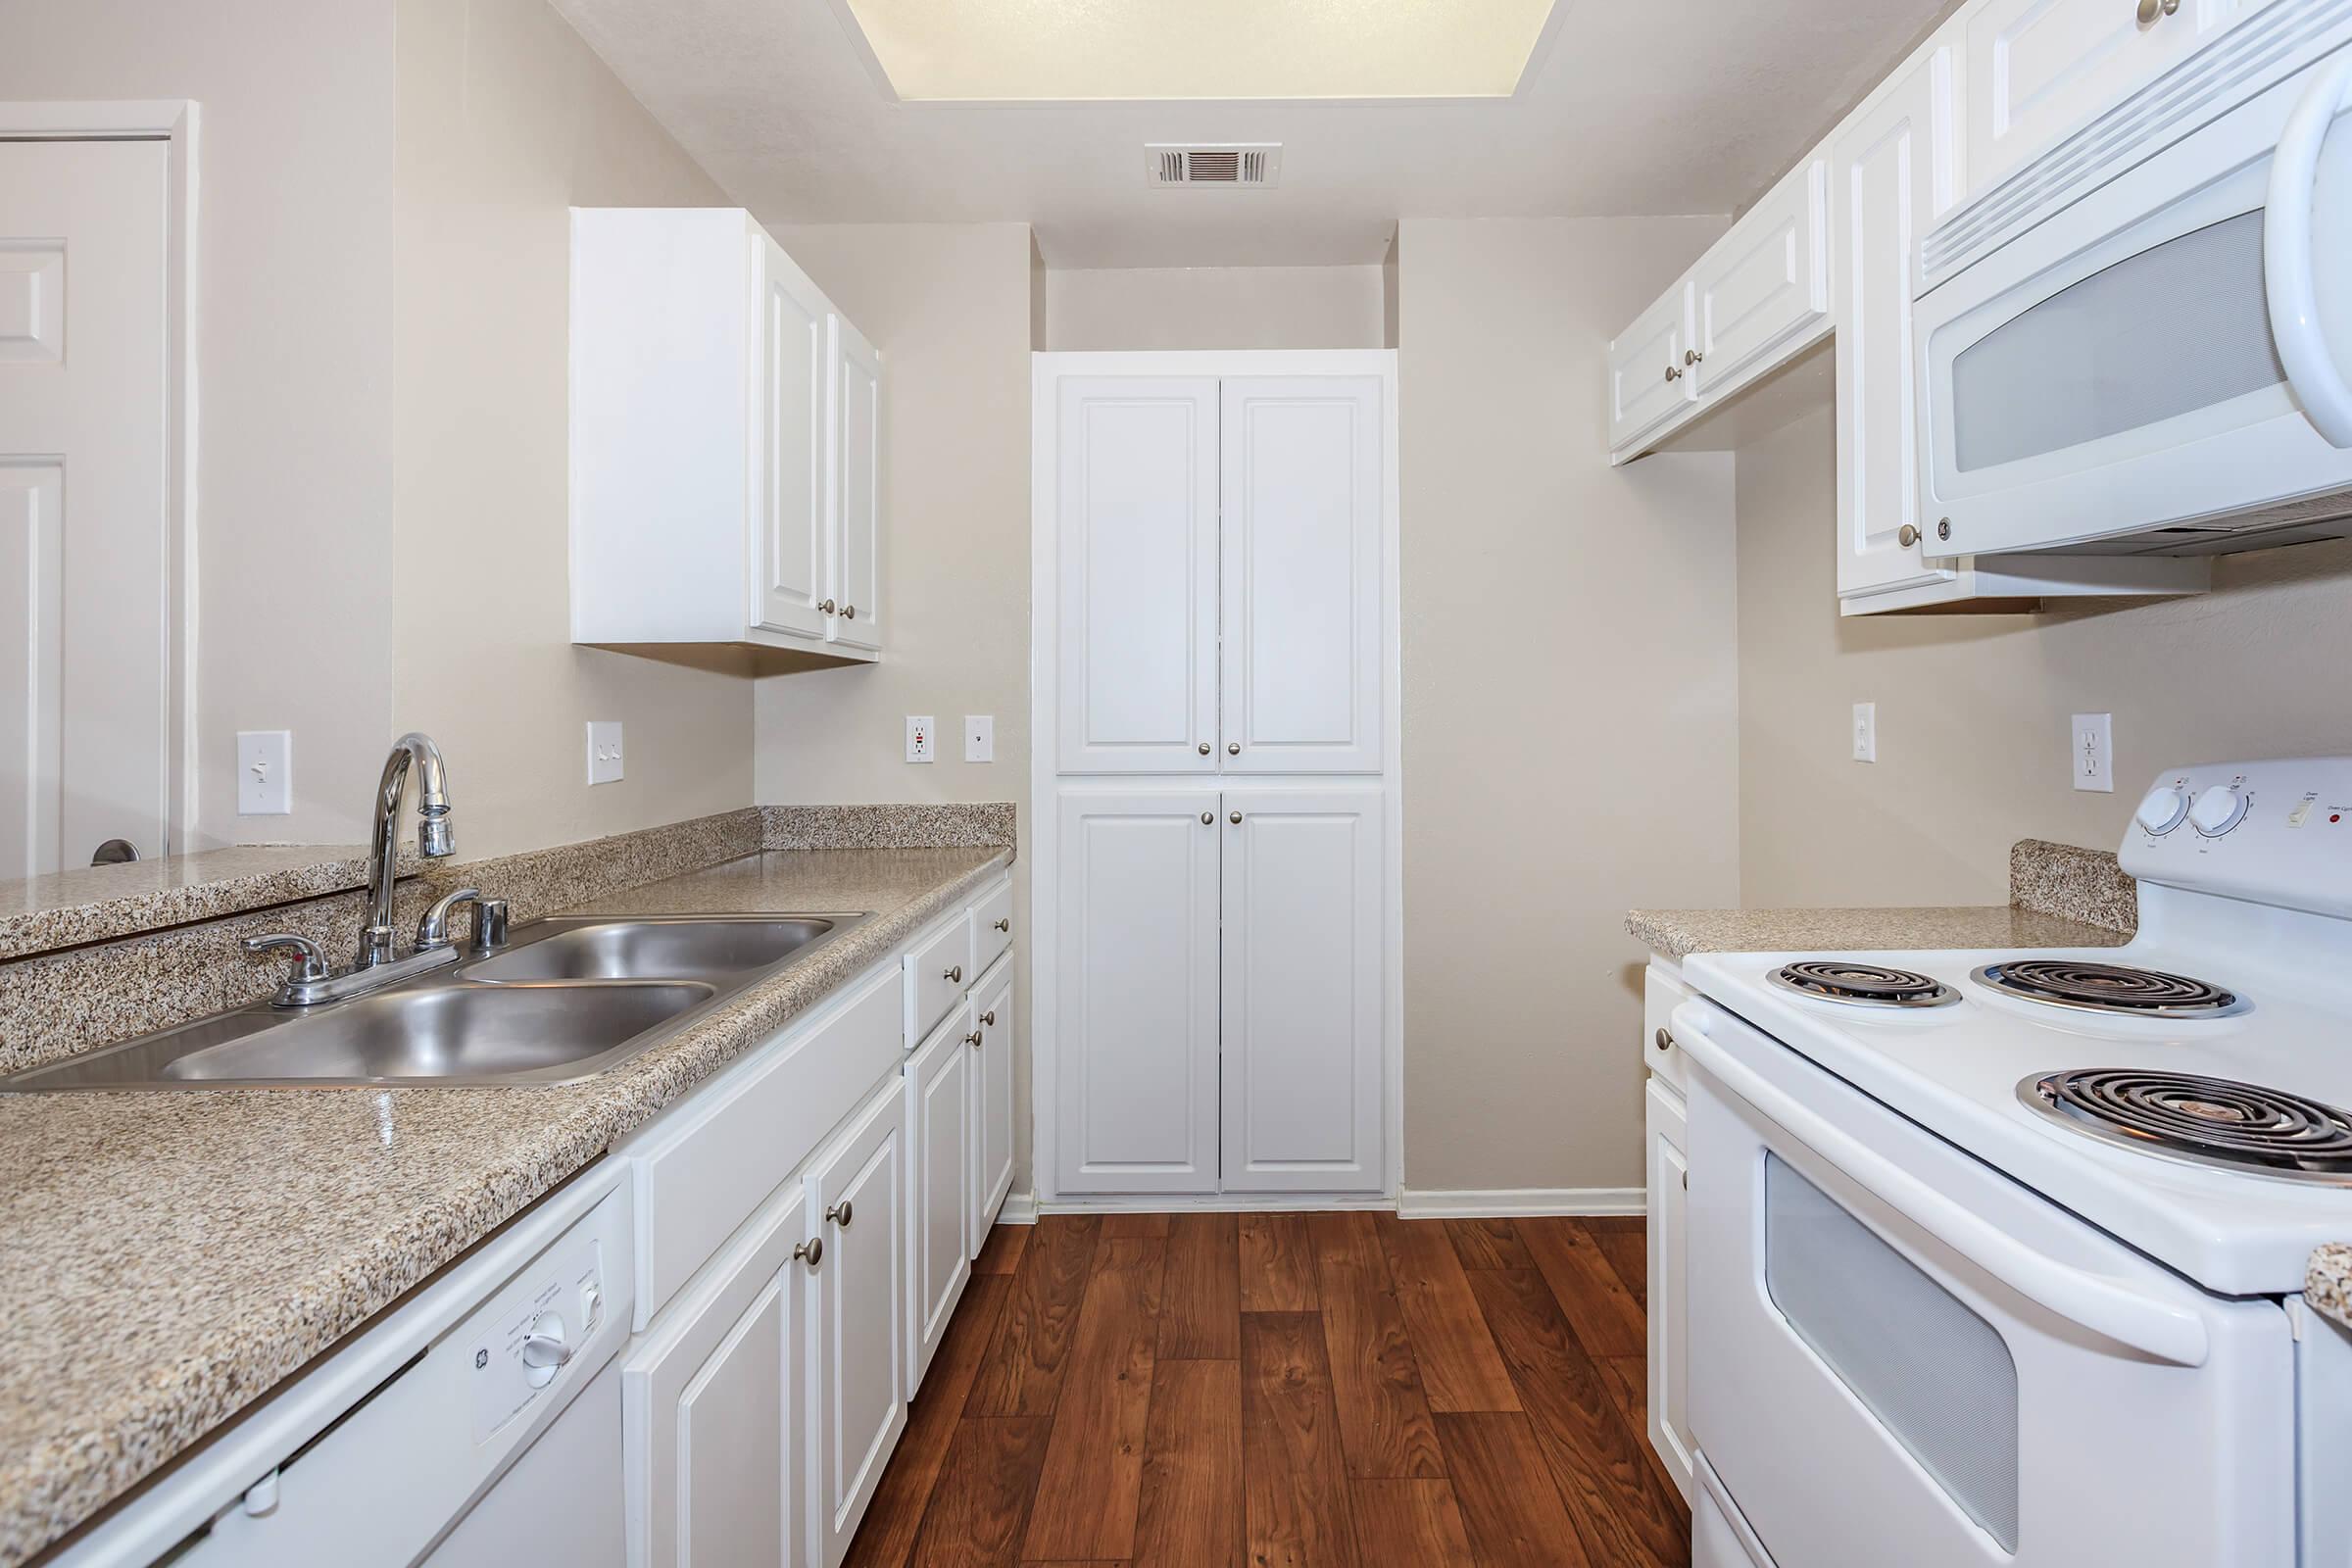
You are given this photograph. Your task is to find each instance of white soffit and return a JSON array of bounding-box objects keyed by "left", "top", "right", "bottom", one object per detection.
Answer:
[{"left": 830, "top": 0, "right": 1560, "bottom": 102}]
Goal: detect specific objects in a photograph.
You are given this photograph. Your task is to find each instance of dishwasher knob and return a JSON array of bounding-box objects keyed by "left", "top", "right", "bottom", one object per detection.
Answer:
[
  {"left": 2134, "top": 785, "right": 2188, "bottom": 835},
  {"left": 520, "top": 1311, "right": 574, "bottom": 1389},
  {"left": 2188, "top": 784, "right": 2249, "bottom": 838}
]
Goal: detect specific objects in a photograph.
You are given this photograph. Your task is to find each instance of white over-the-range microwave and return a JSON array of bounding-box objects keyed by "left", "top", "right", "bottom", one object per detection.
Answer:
[{"left": 1917, "top": 3, "right": 2352, "bottom": 560}]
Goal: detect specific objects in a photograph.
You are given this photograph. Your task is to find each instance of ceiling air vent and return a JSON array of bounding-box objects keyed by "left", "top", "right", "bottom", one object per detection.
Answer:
[{"left": 1148, "top": 143, "right": 1282, "bottom": 189}]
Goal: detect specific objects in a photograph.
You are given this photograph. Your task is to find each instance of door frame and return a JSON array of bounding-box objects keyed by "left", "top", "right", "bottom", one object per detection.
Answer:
[
  {"left": 2, "top": 100, "right": 199, "bottom": 860},
  {"left": 1027, "top": 348, "right": 1403, "bottom": 1208}
]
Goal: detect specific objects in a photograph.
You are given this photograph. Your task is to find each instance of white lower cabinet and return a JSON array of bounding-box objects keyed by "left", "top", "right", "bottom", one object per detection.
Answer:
[
  {"left": 806, "top": 1081, "right": 907, "bottom": 1568},
  {"left": 906, "top": 1009, "right": 973, "bottom": 1386},
  {"left": 1644, "top": 1075, "right": 1694, "bottom": 1505},
  {"left": 969, "top": 958, "right": 1016, "bottom": 1251}
]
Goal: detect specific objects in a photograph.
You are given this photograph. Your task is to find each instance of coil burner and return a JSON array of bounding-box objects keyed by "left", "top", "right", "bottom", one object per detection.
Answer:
[
  {"left": 1973, "top": 959, "right": 2246, "bottom": 1019},
  {"left": 1767, "top": 961, "right": 1959, "bottom": 1009},
  {"left": 2020, "top": 1068, "right": 2352, "bottom": 1182}
]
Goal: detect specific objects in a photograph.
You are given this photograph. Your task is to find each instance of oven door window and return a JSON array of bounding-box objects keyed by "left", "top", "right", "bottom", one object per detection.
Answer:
[
  {"left": 1949, "top": 208, "right": 2284, "bottom": 472},
  {"left": 1764, "top": 1153, "right": 2021, "bottom": 1551}
]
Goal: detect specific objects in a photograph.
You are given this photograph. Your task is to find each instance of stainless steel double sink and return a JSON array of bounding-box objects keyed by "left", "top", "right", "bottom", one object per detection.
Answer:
[{"left": 0, "top": 914, "right": 865, "bottom": 1092}]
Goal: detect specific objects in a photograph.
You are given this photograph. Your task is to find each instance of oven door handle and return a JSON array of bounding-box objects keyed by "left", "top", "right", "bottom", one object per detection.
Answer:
[
  {"left": 2267, "top": 51, "right": 2352, "bottom": 448},
  {"left": 1674, "top": 1003, "right": 2213, "bottom": 1369}
]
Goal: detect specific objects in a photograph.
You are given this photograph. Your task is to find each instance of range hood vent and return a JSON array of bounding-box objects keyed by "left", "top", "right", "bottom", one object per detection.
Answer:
[{"left": 1148, "top": 143, "right": 1281, "bottom": 188}]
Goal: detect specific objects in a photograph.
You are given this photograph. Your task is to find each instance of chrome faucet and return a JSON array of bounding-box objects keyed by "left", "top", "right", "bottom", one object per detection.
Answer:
[{"left": 361, "top": 732, "right": 455, "bottom": 968}]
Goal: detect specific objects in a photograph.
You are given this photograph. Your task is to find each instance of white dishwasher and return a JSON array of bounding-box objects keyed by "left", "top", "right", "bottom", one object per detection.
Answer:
[{"left": 57, "top": 1166, "right": 635, "bottom": 1568}]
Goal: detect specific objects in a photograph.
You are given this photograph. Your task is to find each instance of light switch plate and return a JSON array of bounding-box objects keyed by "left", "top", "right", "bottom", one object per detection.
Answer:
[
  {"left": 236, "top": 731, "right": 293, "bottom": 815},
  {"left": 587, "top": 721, "right": 624, "bottom": 786},
  {"left": 964, "top": 714, "right": 994, "bottom": 763},
  {"left": 906, "top": 715, "right": 936, "bottom": 764},
  {"left": 1852, "top": 703, "right": 1877, "bottom": 763},
  {"left": 2073, "top": 712, "right": 2114, "bottom": 793}
]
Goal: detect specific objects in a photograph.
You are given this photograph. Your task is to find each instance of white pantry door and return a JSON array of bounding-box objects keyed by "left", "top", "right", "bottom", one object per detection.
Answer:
[
  {"left": 0, "top": 139, "right": 171, "bottom": 877},
  {"left": 1219, "top": 786, "right": 1385, "bottom": 1192},
  {"left": 1054, "top": 377, "right": 1219, "bottom": 775},
  {"left": 1218, "top": 377, "right": 1384, "bottom": 775}
]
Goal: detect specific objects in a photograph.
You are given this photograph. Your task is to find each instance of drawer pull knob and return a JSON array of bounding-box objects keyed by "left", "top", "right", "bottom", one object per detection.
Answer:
[
  {"left": 966, "top": 1030, "right": 983, "bottom": 1049},
  {"left": 794, "top": 1237, "right": 823, "bottom": 1269},
  {"left": 994, "top": 917, "right": 1010, "bottom": 933},
  {"left": 1655, "top": 1027, "right": 1673, "bottom": 1053},
  {"left": 981, "top": 1009, "right": 998, "bottom": 1027},
  {"left": 826, "top": 1200, "right": 854, "bottom": 1229},
  {"left": 944, "top": 964, "right": 963, "bottom": 983},
  {"left": 1227, "top": 742, "right": 1242, "bottom": 756},
  {"left": 1199, "top": 742, "right": 1211, "bottom": 756}
]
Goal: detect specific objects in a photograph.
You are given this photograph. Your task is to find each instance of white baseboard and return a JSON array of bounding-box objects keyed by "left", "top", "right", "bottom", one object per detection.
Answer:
[
  {"left": 1396, "top": 1186, "right": 1646, "bottom": 1219},
  {"left": 1032, "top": 1192, "right": 1395, "bottom": 1215},
  {"left": 997, "top": 1191, "right": 1039, "bottom": 1225}
]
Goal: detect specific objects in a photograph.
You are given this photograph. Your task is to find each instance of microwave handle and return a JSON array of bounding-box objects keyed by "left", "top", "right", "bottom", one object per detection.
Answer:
[
  {"left": 1672, "top": 1001, "right": 2213, "bottom": 1369},
  {"left": 2267, "top": 52, "right": 2352, "bottom": 447}
]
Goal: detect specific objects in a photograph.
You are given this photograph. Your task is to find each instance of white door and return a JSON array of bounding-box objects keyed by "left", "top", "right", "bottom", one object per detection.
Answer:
[
  {"left": 1643, "top": 1077, "right": 1694, "bottom": 1504},
  {"left": 969, "top": 960, "right": 1015, "bottom": 1249},
  {"left": 1218, "top": 786, "right": 1385, "bottom": 1193},
  {"left": 1055, "top": 789, "right": 1222, "bottom": 1194},
  {"left": 752, "top": 236, "right": 832, "bottom": 641},
  {"left": 806, "top": 1082, "right": 906, "bottom": 1568},
  {"left": 1218, "top": 378, "right": 1384, "bottom": 775},
  {"left": 1054, "top": 377, "right": 1220, "bottom": 774},
  {"left": 827, "top": 316, "right": 882, "bottom": 651},
  {"left": 0, "top": 140, "right": 171, "bottom": 876},
  {"left": 1835, "top": 53, "right": 1963, "bottom": 603},
  {"left": 1963, "top": 0, "right": 2202, "bottom": 187},
  {"left": 1606, "top": 280, "right": 1694, "bottom": 455},
  {"left": 623, "top": 1188, "right": 812, "bottom": 1568},
  {"left": 1690, "top": 160, "right": 1829, "bottom": 398},
  {"left": 906, "top": 1008, "right": 972, "bottom": 1388}
]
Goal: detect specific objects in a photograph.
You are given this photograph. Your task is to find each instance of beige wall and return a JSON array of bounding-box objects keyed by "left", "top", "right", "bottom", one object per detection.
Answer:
[
  {"left": 1736, "top": 406, "right": 2352, "bottom": 905},
  {"left": 1044, "top": 265, "right": 1387, "bottom": 350},
  {"left": 1396, "top": 217, "right": 1740, "bottom": 1194},
  {"left": 391, "top": 0, "right": 752, "bottom": 860},
  {"left": 751, "top": 221, "right": 1037, "bottom": 1176}
]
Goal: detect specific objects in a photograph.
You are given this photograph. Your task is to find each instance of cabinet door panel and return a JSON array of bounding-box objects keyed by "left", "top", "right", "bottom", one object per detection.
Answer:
[
  {"left": 752, "top": 237, "right": 831, "bottom": 640},
  {"left": 807, "top": 1083, "right": 906, "bottom": 1568},
  {"left": 1645, "top": 1078, "right": 1694, "bottom": 1503},
  {"left": 1965, "top": 0, "right": 2198, "bottom": 186},
  {"left": 827, "top": 316, "right": 883, "bottom": 651},
  {"left": 1606, "top": 281, "right": 1693, "bottom": 455},
  {"left": 1836, "top": 52, "right": 1961, "bottom": 602},
  {"left": 1219, "top": 378, "right": 1384, "bottom": 775},
  {"left": 1690, "top": 159, "right": 1829, "bottom": 397},
  {"left": 906, "top": 1009, "right": 972, "bottom": 1387},
  {"left": 970, "top": 962, "right": 1016, "bottom": 1248},
  {"left": 1055, "top": 790, "right": 1221, "bottom": 1194},
  {"left": 1054, "top": 377, "right": 1220, "bottom": 774},
  {"left": 1219, "top": 787, "right": 1384, "bottom": 1193}
]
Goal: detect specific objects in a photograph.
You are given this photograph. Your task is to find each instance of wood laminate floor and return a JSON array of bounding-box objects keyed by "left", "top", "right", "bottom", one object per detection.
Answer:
[{"left": 846, "top": 1212, "right": 1689, "bottom": 1568}]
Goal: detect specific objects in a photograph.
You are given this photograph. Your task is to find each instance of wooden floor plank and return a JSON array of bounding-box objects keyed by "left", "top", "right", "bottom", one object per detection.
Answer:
[
  {"left": 1434, "top": 1412, "right": 1592, "bottom": 1568},
  {"left": 974, "top": 1223, "right": 1031, "bottom": 1278},
  {"left": 1240, "top": 1213, "right": 1319, "bottom": 1311},
  {"left": 1467, "top": 1268, "right": 1689, "bottom": 1568},
  {"left": 1158, "top": 1212, "right": 1242, "bottom": 1360},
  {"left": 1348, "top": 1480, "right": 1478, "bottom": 1568},
  {"left": 1518, "top": 1217, "right": 1646, "bottom": 1359},
  {"left": 1102, "top": 1212, "right": 1172, "bottom": 1238},
  {"left": 848, "top": 1274, "right": 1014, "bottom": 1568},
  {"left": 1596, "top": 1354, "right": 1646, "bottom": 1441},
  {"left": 1586, "top": 1219, "right": 1647, "bottom": 1312},
  {"left": 1373, "top": 1215, "right": 1520, "bottom": 1413},
  {"left": 967, "top": 1214, "right": 1102, "bottom": 1418},
  {"left": 908, "top": 1416, "right": 1056, "bottom": 1568},
  {"left": 1242, "top": 1312, "right": 1361, "bottom": 1568},
  {"left": 1020, "top": 1238, "right": 1166, "bottom": 1561},
  {"left": 1444, "top": 1218, "right": 1533, "bottom": 1271},
  {"left": 1132, "top": 1357, "right": 1245, "bottom": 1568},
  {"left": 1308, "top": 1213, "right": 1445, "bottom": 1481}
]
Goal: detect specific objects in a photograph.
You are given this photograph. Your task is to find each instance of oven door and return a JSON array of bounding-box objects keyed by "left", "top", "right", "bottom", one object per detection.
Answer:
[
  {"left": 1675, "top": 998, "right": 2294, "bottom": 1568},
  {"left": 1916, "top": 41, "right": 2352, "bottom": 557}
]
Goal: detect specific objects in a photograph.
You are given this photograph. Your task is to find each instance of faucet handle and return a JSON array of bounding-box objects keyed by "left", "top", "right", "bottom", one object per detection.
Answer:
[
  {"left": 241, "top": 933, "right": 331, "bottom": 985},
  {"left": 416, "top": 886, "right": 484, "bottom": 952},
  {"left": 471, "top": 898, "right": 510, "bottom": 955}
]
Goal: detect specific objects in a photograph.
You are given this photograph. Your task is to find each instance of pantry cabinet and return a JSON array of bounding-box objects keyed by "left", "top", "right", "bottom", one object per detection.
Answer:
[{"left": 571, "top": 208, "right": 883, "bottom": 661}]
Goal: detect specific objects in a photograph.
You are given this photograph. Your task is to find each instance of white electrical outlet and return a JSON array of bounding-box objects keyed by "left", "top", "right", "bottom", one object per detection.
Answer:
[
  {"left": 236, "top": 731, "right": 293, "bottom": 815},
  {"left": 1852, "top": 703, "right": 1878, "bottom": 763},
  {"left": 2073, "top": 712, "right": 2114, "bottom": 793},
  {"left": 587, "top": 721, "right": 624, "bottom": 786},
  {"left": 906, "top": 715, "right": 936, "bottom": 763},
  {"left": 964, "top": 714, "right": 995, "bottom": 763}
]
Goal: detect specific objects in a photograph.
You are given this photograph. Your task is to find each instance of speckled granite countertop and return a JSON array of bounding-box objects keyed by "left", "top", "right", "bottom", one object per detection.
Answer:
[
  {"left": 0, "top": 845, "right": 1008, "bottom": 1568},
  {"left": 2310, "top": 1245, "right": 2352, "bottom": 1333},
  {"left": 1626, "top": 903, "right": 2132, "bottom": 960}
]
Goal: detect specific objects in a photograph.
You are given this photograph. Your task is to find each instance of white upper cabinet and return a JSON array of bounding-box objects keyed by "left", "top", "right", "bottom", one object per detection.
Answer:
[
  {"left": 1690, "top": 159, "right": 1831, "bottom": 400},
  {"left": 1606, "top": 280, "right": 1695, "bottom": 456},
  {"left": 570, "top": 208, "right": 883, "bottom": 661},
  {"left": 1053, "top": 377, "right": 1222, "bottom": 775},
  {"left": 1219, "top": 377, "right": 1385, "bottom": 775}
]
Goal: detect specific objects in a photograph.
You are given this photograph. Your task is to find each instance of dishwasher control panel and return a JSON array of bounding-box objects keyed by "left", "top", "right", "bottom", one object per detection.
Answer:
[{"left": 466, "top": 1222, "right": 611, "bottom": 1443}]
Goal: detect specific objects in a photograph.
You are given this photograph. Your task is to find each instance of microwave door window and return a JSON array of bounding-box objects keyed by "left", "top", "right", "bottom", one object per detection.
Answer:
[{"left": 1950, "top": 209, "right": 2285, "bottom": 472}]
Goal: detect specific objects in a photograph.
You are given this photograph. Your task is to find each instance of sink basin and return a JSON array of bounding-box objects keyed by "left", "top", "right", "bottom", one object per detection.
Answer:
[
  {"left": 466, "top": 916, "right": 842, "bottom": 984},
  {"left": 159, "top": 982, "right": 714, "bottom": 1086}
]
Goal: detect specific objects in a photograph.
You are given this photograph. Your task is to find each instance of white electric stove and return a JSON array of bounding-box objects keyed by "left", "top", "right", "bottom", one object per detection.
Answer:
[{"left": 1672, "top": 758, "right": 2352, "bottom": 1568}]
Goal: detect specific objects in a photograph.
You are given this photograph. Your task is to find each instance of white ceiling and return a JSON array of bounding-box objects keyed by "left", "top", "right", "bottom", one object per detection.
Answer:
[{"left": 555, "top": 0, "right": 1956, "bottom": 269}]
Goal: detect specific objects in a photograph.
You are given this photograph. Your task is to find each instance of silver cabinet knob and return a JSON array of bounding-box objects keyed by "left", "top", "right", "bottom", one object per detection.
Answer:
[
  {"left": 994, "top": 917, "right": 1010, "bottom": 933},
  {"left": 826, "top": 1200, "right": 854, "bottom": 1228},
  {"left": 1898, "top": 523, "right": 1920, "bottom": 548},
  {"left": 1199, "top": 743, "right": 1211, "bottom": 756},
  {"left": 1665, "top": 365, "right": 1682, "bottom": 383},
  {"left": 842, "top": 604, "right": 856, "bottom": 619},
  {"left": 1227, "top": 742, "right": 1241, "bottom": 756},
  {"left": 1201, "top": 811, "right": 1215, "bottom": 825},
  {"left": 982, "top": 1009, "right": 998, "bottom": 1027},
  {"left": 1655, "top": 1027, "right": 1673, "bottom": 1053},
  {"left": 1229, "top": 811, "right": 1243, "bottom": 825},
  {"left": 944, "top": 963, "right": 963, "bottom": 983},
  {"left": 1684, "top": 348, "right": 1704, "bottom": 367},
  {"left": 816, "top": 598, "right": 837, "bottom": 614},
  {"left": 794, "top": 1236, "right": 823, "bottom": 1269},
  {"left": 2136, "top": 0, "right": 2180, "bottom": 22},
  {"left": 966, "top": 1030, "right": 983, "bottom": 1049}
]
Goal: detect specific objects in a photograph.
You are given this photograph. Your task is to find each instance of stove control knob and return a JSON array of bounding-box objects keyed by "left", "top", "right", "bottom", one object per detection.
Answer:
[
  {"left": 2134, "top": 785, "right": 2188, "bottom": 835},
  {"left": 2188, "top": 784, "right": 2249, "bottom": 838}
]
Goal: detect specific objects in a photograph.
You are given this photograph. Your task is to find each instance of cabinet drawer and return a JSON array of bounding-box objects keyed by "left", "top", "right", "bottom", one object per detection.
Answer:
[
  {"left": 971, "top": 878, "right": 1013, "bottom": 977},
  {"left": 904, "top": 909, "right": 974, "bottom": 1044},
  {"left": 627, "top": 959, "right": 902, "bottom": 1327},
  {"left": 1644, "top": 962, "right": 1692, "bottom": 1094}
]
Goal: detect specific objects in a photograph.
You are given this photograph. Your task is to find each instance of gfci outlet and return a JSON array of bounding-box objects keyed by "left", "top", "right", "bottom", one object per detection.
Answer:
[
  {"left": 906, "top": 715, "right": 936, "bottom": 763},
  {"left": 586, "top": 721, "right": 624, "bottom": 786},
  {"left": 2074, "top": 712, "right": 2114, "bottom": 793},
  {"left": 1852, "top": 703, "right": 1878, "bottom": 763}
]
